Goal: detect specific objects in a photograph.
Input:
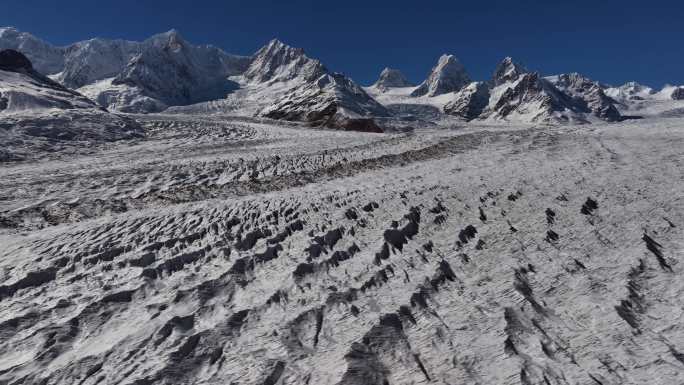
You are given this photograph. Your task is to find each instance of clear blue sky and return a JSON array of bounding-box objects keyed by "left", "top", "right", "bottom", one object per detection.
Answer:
[{"left": 2, "top": 0, "right": 682, "bottom": 88}]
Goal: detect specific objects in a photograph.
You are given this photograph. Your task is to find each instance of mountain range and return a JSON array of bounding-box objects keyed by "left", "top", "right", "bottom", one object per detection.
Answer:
[{"left": 2, "top": 26, "right": 684, "bottom": 129}]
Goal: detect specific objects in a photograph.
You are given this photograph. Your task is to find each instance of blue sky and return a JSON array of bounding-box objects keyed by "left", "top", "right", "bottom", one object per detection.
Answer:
[{"left": 2, "top": 0, "right": 683, "bottom": 88}]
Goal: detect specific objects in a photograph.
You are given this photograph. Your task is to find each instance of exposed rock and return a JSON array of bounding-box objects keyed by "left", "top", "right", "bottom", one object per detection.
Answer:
[
  {"left": 671, "top": 87, "right": 684, "bottom": 100},
  {"left": 0, "top": 48, "right": 33, "bottom": 71}
]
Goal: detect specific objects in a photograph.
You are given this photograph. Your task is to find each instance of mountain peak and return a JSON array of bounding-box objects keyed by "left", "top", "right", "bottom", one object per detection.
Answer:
[
  {"left": 147, "top": 29, "right": 187, "bottom": 51},
  {"left": 411, "top": 53, "right": 470, "bottom": 97},
  {"left": 372, "top": 67, "right": 413, "bottom": 90},
  {"left": 244, "top": 39, "right": 324, "bottom": 84},
  {"left": 493, "top": 57, "right": 527, "bottom": 85}
]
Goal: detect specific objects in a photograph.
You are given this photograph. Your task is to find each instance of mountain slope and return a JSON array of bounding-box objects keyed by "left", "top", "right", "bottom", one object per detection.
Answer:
[
  {"left": 472, "top": 58, "right": 619, "bottom": 123},
  {"left": 0, "top": 49, "right": 143, "bottom": 161},
  {"left": 0, "top": 27, "right": 251, "bottom": 113}
]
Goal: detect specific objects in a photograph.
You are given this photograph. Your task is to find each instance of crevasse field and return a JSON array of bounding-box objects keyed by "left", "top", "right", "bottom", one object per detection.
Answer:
[{"left": 1, "top": 114, "right": 683, "bottom": 385}]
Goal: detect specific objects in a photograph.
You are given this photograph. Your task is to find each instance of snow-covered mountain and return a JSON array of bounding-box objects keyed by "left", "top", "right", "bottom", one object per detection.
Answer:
[
  {"left": 546, "top": 73, "right": 621, "bottom": 121},
  {"left": 443, "top": 81, "right": 490, "bottom": 120},
  {"left": 441, "top": 58, "right": 623, "bottom": 123},
  {"left": 604, "top": 81, "right": 656, "bottom": 102},
  {"left": 0, "top": 27, "right": 65, "bottom": 75},
  {"left": 2, "top": 26, "right": 682, "bottom": 126},
  {"left": 0, "top": 27, "right": 251, "bottom": 113},
  {"left": 411, "top": 54, "right": 470, "bottom": 97},
  {"left": 602, "top": 82, "right": 684, "bottom": 117},
  {"left": 478, "top": 57, "right": 576, "bottom": 122},
  {"left": 246, "top": 39, "right": 390, "bottom": 131},
  {"left": 370, "top": 68, "right": 414, "bottom": 91},
  {"left": 0, "top": 49, "right": 143, "bottom": 161}
]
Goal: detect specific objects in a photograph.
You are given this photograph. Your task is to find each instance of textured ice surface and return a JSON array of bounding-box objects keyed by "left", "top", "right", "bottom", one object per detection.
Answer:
[{"left": 0, "top": 114, "right": 682, "bottom": 385}]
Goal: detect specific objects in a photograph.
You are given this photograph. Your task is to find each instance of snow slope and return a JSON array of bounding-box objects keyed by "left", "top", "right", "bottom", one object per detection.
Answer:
[{"left": 0, "top": 49, "right": 143, "bottom": 161}]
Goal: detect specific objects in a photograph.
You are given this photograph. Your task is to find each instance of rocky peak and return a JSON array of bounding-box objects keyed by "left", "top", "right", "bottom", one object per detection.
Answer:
[
  {"left": 372, "top": 67, "right": 413, "bottom": 90},
  {"left": 547, "top": 72, "right": 621, "bottom": 121},
  {"left": 411, "top": 54, "right": 470, "bottom": 97},
  {"left": 492, "top": 57, "right": 527, "bottom": 86},
  {"left": 243, "top": 39, "right": 325, "bottom": 84}
]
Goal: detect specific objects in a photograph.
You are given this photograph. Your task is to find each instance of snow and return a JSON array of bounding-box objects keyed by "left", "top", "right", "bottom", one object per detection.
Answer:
[
  {"left": 2, "top": 27, "right": 684, "bottom": 385},
  {"left": 0, "top": 114, "right": 683, "bottom": 384}
]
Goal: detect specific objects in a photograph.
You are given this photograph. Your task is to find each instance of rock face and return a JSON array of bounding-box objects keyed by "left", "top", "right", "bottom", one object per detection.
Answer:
[
  {"left": 670, "top": 87, "right": 684, "bottom": 100},
  {"left": 549, "top": 73, "right": 621, "bottom": 121},
  {"left": 372, "top": 68, "right": 413, "bottom": 90},
  {"left": 411, "top": 54, "right": 470, "bottom": 97},
  {"left": 0, "top": 49, "right": 95, "bottom": 111},
  {"left": 443, "top": 81, "right": 490, "bottom": 120},
  {"left": 0, "top": 48, "right": 33, "bottom": 71}
]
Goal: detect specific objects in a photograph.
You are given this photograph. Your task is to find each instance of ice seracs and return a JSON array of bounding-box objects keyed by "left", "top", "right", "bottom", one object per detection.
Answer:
[
  {"left": 371, "top": 67, "right": 414, "bottom": 91},
  {"left": 411, "top": 54, "right": 470, "bottom": 97}
]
